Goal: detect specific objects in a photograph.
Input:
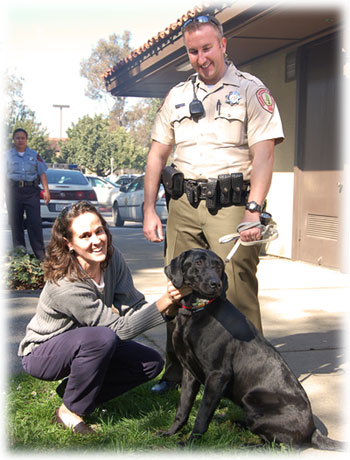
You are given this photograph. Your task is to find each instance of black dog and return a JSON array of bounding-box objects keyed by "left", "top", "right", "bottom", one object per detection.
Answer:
[{"left": 163, "top": 248, "right": 343, "bottom": 451}]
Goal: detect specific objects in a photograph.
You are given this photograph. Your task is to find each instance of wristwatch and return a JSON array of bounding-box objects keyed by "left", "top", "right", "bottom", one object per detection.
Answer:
[{"left": 245, "top": 201, "right": 263, "bottom": 213}]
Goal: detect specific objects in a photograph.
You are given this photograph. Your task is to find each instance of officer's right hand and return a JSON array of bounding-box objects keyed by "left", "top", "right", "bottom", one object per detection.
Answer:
[{"left": 143, "top": 209, "right": 164, "bottom": 242}]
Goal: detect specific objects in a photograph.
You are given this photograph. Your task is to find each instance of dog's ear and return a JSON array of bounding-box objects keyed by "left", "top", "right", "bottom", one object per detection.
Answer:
[
  {"left": 164, "top": 252, "right": 187, "bottom": 288},
  {"left": 221, "top": 270, "right": 228, "bottom": 298}
]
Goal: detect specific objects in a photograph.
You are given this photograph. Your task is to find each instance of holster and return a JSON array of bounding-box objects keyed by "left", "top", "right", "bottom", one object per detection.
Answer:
[
  {"left": 184, "top": 180, "right": 200, "bottom": 206},
  {"left": 161, "top": 165, "right": 184, "bottom": 199}
]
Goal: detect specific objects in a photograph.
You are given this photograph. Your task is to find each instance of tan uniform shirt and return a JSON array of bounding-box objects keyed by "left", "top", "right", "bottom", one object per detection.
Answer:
[{"left": 152, "top": 63, "right": 284, "bottom": 180}]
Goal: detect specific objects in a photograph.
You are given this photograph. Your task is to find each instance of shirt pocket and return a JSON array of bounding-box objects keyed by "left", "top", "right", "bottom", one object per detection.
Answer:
[
  {"left": 25, "top": 157, "right": 38, "bottom": 176},
  {"left": 9, "top": 159, "right": 21, "bottom": 176},
  {"left": 170, "top": 105, "right": 193, "bottom": 144},
  {"left": 214, "top": 105, "right": 246, "bottom": 144}
]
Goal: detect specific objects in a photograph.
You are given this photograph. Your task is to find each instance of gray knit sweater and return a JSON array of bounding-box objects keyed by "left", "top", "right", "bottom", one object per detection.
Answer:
[{"left": 18, "top": 247, "right": 166, "bottom": 356}]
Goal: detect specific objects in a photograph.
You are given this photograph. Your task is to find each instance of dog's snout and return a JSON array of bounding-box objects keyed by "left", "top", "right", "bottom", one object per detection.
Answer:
[{"left": 209, "top": 279, "right": 222, "bottom": 289}]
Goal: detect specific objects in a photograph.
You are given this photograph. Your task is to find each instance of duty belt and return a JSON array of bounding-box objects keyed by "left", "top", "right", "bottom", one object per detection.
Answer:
[
  {"left": 10, "top": 179, "right": 39, "bottom": 188},
  {"left": 161, "top": 165, "right": 249, "bottom": 211},
  {"left": 183, "top": 176, "right": 250, "bottom": 210}
]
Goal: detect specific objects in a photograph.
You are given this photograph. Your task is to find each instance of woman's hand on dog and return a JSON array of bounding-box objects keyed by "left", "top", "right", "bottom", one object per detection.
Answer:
[{"left": 156, "top": 282, "right": 192, "bottom": 316}]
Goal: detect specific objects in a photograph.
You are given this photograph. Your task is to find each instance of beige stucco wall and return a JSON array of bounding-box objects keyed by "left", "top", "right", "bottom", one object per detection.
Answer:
[{"left": 240, "top": 51, "right": 298, "bottom": 258}]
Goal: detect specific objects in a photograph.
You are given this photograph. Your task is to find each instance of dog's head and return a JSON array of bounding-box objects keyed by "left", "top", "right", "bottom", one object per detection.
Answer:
[{"left": 165, "top": 249, "right": 228, "bottom": 299}]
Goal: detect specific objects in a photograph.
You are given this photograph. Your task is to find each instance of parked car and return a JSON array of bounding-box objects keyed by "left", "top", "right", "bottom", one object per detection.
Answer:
[
  {"left": 113, "top": 174, "right": 168, "bottom": 227},
  {"left": 40, "top": 169, "right": 98, "bottom": 222},
  {"left": 85, "top": 175, "right": 120, "bottom": 208},
  {"left": 115, "top": 174, "right": 136, "bottom": 187}
]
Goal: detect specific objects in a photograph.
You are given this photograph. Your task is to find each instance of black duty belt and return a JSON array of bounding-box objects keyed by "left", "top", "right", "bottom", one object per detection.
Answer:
[
  {"left": 161, "top": 165, "right": 250, "bottom": 211},
  {"left": 183, "top": 176, "right": 250, "bottom": 210},
  {"left": 10, "top": 179, "right": 39, "bottom": 188}
]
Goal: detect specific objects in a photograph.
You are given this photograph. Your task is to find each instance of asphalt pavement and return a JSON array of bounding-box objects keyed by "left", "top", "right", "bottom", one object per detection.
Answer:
[{"left": 3, "top": 211, "right": 349, "bottom": 456}]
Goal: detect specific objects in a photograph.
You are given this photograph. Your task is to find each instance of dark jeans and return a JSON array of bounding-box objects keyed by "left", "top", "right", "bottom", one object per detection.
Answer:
[
  {"left": 22, "top": 327, "right": 164, "bottom": 416},
  {"left": 6, "top": 185, "right": 45, "bottom": 260}
]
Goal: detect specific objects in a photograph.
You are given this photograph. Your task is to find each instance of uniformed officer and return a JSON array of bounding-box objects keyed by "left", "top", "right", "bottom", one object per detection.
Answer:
[
  {"left": 6, "top": 128, "right": 51, "bottom": 260},
  {"left": 143, "top": 15, "right": 284, "bottom": 393}
]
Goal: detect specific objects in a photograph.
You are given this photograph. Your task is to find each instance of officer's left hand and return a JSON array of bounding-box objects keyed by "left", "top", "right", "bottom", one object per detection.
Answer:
[
  {"left": 42, "top": 190, "right": 51, "bottom": 205},
  {"left": 239, "top": 210, "right": 261, "bottom": 243}
]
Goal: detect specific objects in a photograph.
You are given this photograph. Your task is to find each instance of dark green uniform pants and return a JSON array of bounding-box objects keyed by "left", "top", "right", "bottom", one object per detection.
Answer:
[{"left": 162, "top": 194, "right": 262, "bottom": 383}]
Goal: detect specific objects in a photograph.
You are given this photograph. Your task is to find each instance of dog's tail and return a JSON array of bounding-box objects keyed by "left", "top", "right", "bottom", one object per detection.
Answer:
[{"left": 311, "top": 428, "right": 345, "bottom": 451}]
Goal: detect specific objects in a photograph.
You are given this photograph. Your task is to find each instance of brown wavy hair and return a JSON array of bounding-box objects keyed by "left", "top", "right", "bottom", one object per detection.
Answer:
[{"left": 44, "top": 200, "right": 114, "bottom": 283}]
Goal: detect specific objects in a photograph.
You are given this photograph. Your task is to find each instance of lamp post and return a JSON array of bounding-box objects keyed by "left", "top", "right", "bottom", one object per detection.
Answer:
[{"left": 53, "top": 104, "right": 70, "bottom": 139}]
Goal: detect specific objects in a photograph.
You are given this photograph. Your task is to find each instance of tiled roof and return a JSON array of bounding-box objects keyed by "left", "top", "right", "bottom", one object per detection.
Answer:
[{"left": 103, "top": 3, "right": 212, "bottom": 81}]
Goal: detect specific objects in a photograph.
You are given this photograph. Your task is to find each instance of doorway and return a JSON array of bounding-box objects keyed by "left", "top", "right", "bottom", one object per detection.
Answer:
[{"left": 293, "top": 33, "right": 343, "bottom": 268}]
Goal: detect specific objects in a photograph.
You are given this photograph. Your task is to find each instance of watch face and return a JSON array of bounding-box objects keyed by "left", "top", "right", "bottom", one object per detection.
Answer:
[{"left": 246, "top": 201, "right": 261, "bottom": 212}]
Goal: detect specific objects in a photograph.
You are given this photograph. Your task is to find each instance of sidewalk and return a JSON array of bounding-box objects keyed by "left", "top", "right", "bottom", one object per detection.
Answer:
[{"left": 5, "top": 256, "right": 349, "bottom": 455}]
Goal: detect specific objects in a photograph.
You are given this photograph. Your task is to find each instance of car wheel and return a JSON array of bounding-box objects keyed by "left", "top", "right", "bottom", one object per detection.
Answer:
[{"left": 112, "top": 201, "right": 124, "bottom": 227}]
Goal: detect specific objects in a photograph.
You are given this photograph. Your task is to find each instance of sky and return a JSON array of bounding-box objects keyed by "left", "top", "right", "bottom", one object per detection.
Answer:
[{"left": 2, "top": 0, "right": 199, "bottom": 138}]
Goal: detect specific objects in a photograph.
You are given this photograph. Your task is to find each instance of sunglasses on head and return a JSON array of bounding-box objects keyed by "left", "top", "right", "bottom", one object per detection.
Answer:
[{"left": 182, "top": 15, "right": 221, "bottom": 32}]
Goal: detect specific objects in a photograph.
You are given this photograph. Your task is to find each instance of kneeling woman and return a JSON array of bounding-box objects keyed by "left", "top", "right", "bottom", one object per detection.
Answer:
[{"left": 18, "top": 201, "right": 182, "bottom": 435}]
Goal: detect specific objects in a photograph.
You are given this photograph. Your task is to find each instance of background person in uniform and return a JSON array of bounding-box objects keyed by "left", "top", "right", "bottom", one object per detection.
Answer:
[
  {"left": 18, "top": 201, "right": 183, "bottom": 435},
  {"left": 143, "top": 15, "right": 284, "bottom": 394},
  {"left": 6, "top": 128, "right": 50, "bottom": 260}
]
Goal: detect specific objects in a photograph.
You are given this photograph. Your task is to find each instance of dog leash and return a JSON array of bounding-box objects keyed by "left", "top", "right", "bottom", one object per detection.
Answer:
[{"left": 219, "top": 213, "right": 278, "bottom": 263}]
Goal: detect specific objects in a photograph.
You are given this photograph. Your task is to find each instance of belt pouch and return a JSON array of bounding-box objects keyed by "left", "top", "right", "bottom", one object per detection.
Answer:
[
  {"left": 206, "top": 178, "right": 218, "bottom": 210},
  {"left": 231, "top": 173, "right": 244, "bottom": 204},
  {"left": 218, "top": 174, "right": 232, "bottom": 205},
  {"left": 184, "top": 181, "right": 196, "bottom": 205},
  {"left": 161, "top": 166, "right": 184, "bottom": 198}
]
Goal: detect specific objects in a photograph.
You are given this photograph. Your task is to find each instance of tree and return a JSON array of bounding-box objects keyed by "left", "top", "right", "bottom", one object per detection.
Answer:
[
  {"left": 80, "top": 31, "right": 162, "bottom": 157},
  {"left": 5, "top": 72, "right": 56, "bottom": 162},
  {"left": 80, "top": 32, "right": 132, "bottom": 104},
  {"left": 59, "top": 114, "right": 145, "bottom": 174},
  {"left": 110, "top": 98, "right": 162, "bottom": 151}
]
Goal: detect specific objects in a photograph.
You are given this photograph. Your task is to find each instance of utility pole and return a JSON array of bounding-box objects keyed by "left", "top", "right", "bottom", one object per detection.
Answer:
[{"left": 53, "top": 104, "right": 70, "bottom": 139}]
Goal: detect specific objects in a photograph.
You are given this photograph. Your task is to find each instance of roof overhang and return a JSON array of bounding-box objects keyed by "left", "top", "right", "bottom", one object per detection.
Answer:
[{"left": 104, "top": 2, "right": 342, "bottom": 98}]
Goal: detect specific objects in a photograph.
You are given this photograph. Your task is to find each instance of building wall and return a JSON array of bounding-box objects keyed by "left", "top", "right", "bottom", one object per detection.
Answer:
[{"left": 239, "top": 51, "right": 297, "bottom": 258}]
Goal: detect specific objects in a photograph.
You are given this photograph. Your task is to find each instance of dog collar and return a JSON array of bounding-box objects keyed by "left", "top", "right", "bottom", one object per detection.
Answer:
[{"left": 181, "top": 297, "right": 216, "bottom": 312}]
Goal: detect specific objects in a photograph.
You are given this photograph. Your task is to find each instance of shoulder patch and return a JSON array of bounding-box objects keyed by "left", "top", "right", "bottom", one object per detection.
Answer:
[
  {"left": 36, "top": 153, "right": 43, "bottom": 162},
  {"left": 256, "top": 88, "right": 275, "bottom": 113}
]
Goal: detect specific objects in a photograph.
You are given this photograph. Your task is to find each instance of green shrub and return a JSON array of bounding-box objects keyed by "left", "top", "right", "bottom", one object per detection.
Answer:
[{"left": 4, "top": 247, "right": 44, "bottom": 290}]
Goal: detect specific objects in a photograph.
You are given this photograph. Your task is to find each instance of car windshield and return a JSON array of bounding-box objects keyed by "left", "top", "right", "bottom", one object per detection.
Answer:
[
  {"left": 46, "top": 170, "right": 89, "bottom": 185},
  {"left": 104, "top": 178, "right": 120, "bottom": 188}
]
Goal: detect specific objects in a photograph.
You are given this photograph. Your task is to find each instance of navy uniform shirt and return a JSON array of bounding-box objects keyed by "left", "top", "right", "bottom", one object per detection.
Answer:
[{"left": 7, "top": 146, "right": 48, "bottom": 182}]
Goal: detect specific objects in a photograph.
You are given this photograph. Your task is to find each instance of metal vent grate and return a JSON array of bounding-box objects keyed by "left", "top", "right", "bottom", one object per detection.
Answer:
[{"left": 306, "top": 214, "right": 338, "bottom": 241}]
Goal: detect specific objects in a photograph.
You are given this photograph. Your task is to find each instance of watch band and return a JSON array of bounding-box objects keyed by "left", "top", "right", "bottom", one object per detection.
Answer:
[{"left": 245, "top": 201, "right": 263, "bottom": 213}]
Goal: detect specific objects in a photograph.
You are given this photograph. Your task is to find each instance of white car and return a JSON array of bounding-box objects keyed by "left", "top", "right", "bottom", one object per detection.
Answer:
[
  {"left": 40, "top": 169, "right": 98, "bottom": 222},
  {"left": 85, "top": 175, "right": 120, "bottom": 208},
  {"left": 113, "top": 174, "right": 168, "bottom": 227}
]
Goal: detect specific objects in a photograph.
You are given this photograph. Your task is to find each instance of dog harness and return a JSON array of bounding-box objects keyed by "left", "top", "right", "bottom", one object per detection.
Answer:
[{"left": 180, "top": 297, "right": 255, "bottom": 342}]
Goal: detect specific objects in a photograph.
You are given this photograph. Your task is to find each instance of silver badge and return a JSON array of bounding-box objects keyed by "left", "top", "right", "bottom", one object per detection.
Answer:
[{"left": 225, "top": 91, "right": 241, "bottom": 106}]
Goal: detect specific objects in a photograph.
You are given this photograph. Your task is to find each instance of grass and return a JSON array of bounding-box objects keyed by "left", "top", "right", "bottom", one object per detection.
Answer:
[{"left": 7, "top": 372, "right": 293, "bottom": 454}]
